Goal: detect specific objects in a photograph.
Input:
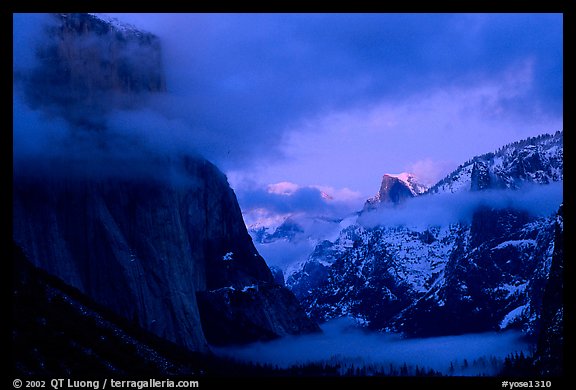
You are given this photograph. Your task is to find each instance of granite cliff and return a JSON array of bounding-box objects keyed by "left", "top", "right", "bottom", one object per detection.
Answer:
[{"left": 13, "top": 13, "right": 318, "bottom": 358}]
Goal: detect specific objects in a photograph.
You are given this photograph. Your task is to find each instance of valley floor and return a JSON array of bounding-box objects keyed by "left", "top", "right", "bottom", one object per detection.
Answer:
[{"left": 212, "top": 317, "right": 535, "bottom": 377}]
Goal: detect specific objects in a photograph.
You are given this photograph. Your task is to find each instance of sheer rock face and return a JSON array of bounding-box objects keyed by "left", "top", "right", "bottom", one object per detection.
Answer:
[
  {"left": 363, "top": 175, "right": 415, "bottom": 211},
  {"left": 13, "top": 13, "right": 318, "bottom": 353},
  {"left": 197, "top": 283, "right": 321, "bottom": 346},
  {"left": 376, "top": 175, "right": 415, "bottom": 204},
  {"left": 535, "top": 204, "right": 563, "bottom": 376},
  {"left": 12, "top": 241, "right": 196, "bottom": 376},
  {"left": 13, "top": 158, "right": 274, "bottom": 352}
]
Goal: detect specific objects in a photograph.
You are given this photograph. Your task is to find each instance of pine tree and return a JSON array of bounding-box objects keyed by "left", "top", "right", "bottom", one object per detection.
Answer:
[{"left": 400, "top": 362, "right": 409, "bottom": 376}]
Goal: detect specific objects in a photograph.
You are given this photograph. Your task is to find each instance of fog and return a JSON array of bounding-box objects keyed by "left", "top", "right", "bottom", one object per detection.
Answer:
[
  {"left": 245, "top": 181, "right": 562, "bottom": 273},
  {"left": 255, "top": 239, "right": 316, "bottom": 274},
  {"left": 12, "top": 13, "right": 221, "bottom": 186},
  {"left": 358, "top": 181, "right": 563, "bottom": 229},
  {"left": 213, "top": 317, "right": 532, "bottom": 376}
]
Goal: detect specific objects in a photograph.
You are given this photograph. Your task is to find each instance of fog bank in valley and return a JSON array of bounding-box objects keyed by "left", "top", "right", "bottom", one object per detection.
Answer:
[{"left": 213, "top": 317, "right": 532, "bottom": 376}]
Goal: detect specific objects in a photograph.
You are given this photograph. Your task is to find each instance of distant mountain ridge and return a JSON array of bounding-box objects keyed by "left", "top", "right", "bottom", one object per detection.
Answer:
[
  {"left": 287, "top": 131, "right": 563, "bottom": 347},
  {"left": 426, "top": 131, "right": 562, "bottom": 194}
]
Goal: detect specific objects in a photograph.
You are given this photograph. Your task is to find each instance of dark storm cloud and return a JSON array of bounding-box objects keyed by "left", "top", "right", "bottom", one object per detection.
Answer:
[
  {"left": 163, "top": 13, "right": 561, "bottom": 109},
  {"left": 107, "top": 13, "right": 561, "bottom": 169},
  {"left": 13, "top": 13, "right": 562, "bottom": 176}
]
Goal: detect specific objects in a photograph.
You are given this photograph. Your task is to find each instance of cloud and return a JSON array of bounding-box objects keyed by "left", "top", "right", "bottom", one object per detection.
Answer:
[
  {"left": 236, "top": 180, "right": 364, "bottom": 271},
  {"left": 236, "top": 180, "right": 364, "bottom": 218},
  {"left": 13, "top": 14, "right": 210, "bottom": 181},
  {"left": 405, "top": 159, "right": 456, "bottom": 187},
  {"left": 13, "top": 13, "right": 562, "bottom": 190},
  {"left": 358, "top": 181, "right": 563, "bottom": 229},
  {"left": 267, "top": 181, "right": 301, "bottom": 195},
  {"left": 12, "top": 92, "right": 68, "bottom": 162},
  {"left": 257, "top": 75, "right": 563, "bottom": 197},
  {"left": 238, "top": 184, "right": 335, "bottom": 216},
  {"left": 103, "top": 13, "right": 562, "bottom": 170},
  {"left": 255, "top": 239, "right": 317, "bottom": 273},
  {"left": 13, "top": 14, "right": 52, "bottom": 73}
]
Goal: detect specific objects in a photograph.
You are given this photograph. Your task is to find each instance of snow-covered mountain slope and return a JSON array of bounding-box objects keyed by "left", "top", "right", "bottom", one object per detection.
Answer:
[
  {"left": 248, "top": 213, "right": 357, "bottom": 280},
  {"left": 389, "top": 206, "right": 559, "bottom": 337},
  {"left": 287, "top": 131, "right": 563, "bottom": 338},
  {"left": 426, "top": 131, "right": 562, "bottom": 194},
  {"left": 88, "top": 13, "right": 147, "bottom": 35},
  {"left": 289, "top": 208, "right": 559, "bottom": 337},
  {"left": 290, "top": 204, "right": 561, "bottom": 338},
  {"left": 287, "top": 224, "right": 459, "bottom": 323}
]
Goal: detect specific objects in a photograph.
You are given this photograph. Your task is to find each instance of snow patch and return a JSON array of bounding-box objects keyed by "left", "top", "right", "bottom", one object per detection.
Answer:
[
  {"left": 493, "top": 240, "right": 536, "bottom": 251},
  {"left": 241, "top": 284, "right": 258, "bottom": 293},
  {"left": 500, "top": 304, "right": 529, "bottom": 329},
  {"left": 495, "top": 282, "right": 528, "bottom": 299}
]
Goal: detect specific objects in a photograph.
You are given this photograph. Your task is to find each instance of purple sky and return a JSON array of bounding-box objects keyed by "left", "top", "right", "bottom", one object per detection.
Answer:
[{"left": 15, "top": 13, "right": 564, "bottom": 217}]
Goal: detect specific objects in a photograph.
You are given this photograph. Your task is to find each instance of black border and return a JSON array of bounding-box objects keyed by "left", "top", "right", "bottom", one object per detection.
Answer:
[
  {"left": 5, "top": 1, "right": 573, "bottom": 388},
  {"left": 3, "top": 1, "right": 571, "bottom": 13}
]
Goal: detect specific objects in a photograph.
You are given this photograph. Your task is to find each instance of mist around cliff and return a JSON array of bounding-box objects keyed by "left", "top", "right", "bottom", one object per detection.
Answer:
[
  {"left": 13, "top": 13, "right": 206, "bottom": 183},
  {"left": 357, "top": 181, "right": 563, "bottom": 229},
  {"left": 13, "top": 13, "right": 291, "bottom": 181}
]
